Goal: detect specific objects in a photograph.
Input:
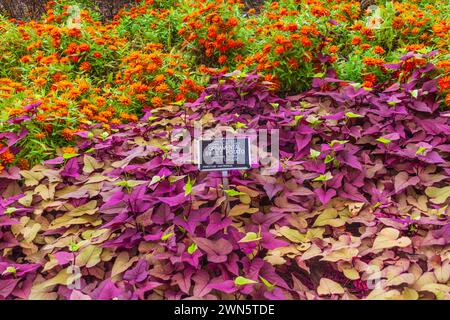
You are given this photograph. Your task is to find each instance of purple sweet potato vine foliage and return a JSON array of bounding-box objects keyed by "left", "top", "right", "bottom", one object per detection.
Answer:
[{"left": 1, "top": 53, "right": 450, "bottom": 300}]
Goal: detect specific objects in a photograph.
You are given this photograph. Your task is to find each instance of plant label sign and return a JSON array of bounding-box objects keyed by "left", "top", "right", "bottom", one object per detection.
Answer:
[{"left": 198, "top": 137, "right": 251, "bottom": 171}]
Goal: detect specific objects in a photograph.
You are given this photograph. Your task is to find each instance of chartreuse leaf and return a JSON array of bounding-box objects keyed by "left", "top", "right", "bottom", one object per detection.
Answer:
[
  {"left": 416, "top": 146, "right": 428, "bottom": 156},
  {"left": 5, "top": 207, "right": 18, "bottom": 217},
  {"left": 376, "top": 137, "right": 391, "bottom": 144},
  {"left": 238, "top": 232, "right": 262, "bottom": 243},
  {"left": 312, "top": 172, "right": 333, "bottom": 182},
  {"left": 150, "top": 175, "right": 164, "bottom": 185},
  {"left": 235, "top": 122, "right": 248, "bottom": 129},
  {"left": 187, "top": 243, "right": 197, "bottom": 254},
  {"left": 69, "top": 242, "right": 79, "bottom": 252},
  {"left": 100, "top": 132, "right": 109, "bottom": 141},
  {"left": 114, "top": 180, "right": 145, "bottom": 189},
  {"left": 324, "top": 155, "right": 334, "bottom": 164},
  {"left": 63, "top": 153, "right": 79, "bottom": 160},
  {"left": 330, "top": 140, "right": 348, "bottom": 147},
  {"left": 184, "top": 176, "right": 194, "bottom": 196},
  {"left": 161, "top": 233, "right": 174, "bottom": 241},
  {"left": 293, "top": 115, "right": 303, "bottom": 126},
  {"left": 306, "top": 115, "right": 322, "bottom": 125},
  {"left": 259, "top": 276, "right": 275, "bottom": 290},
  {"left": 2, "top": 266, "right": 16, "bottom": 276},
  {"left": 234, "top": 276, "right": 258, "bottom": 286},
  {"left": 345, "top": 112, "right": 363, "bottom": 118},
  {"left": 224, "top": 189, "right": 245, "bottom": 197},
  {"left": 310, "top": 149, "right": 320, "bottom": 159}
]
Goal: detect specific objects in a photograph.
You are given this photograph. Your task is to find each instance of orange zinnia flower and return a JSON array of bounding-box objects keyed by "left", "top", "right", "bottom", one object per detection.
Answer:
[
  {"left": 274, "top": 46, "right": 285, "bottom": 55},
  {"left": 78, "top": 43, "right": 90, "bottom": 52},
  {"left": 373, "top": 46, "right": 385, "bottom": 55},
  {"left": 218, "top": 55, "right": 227, "bottom": 64},
  {"left": 151, "top": 96, "right": 163, "bottom": 107},
  {"left": 0, "top": 148, "right": 14, "bottom": 164},
  {"left": 438, "top": 76, "right": 450, "bottom": 91},
  {"left": 17, "top": 158, "right": 30, "bottom": 170},
  {"left": 80, "top": 61, "right": 91, "bottom": 71},
  {"left": 352, "top": 36, "right": 361, "bottom": 45},
  {"left": 62, "top": 147, "right": 76, "bottom": 154},
  {"left": 62, "top": 128, "right": 75, "bottom": 141}
]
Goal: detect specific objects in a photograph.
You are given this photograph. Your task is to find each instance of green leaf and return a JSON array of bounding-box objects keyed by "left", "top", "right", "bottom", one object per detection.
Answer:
[
  {"left": 69, "top": 242, "right": 79, "bottom": 252},
  {"left": 238, "top": 232, "right": 262, "bottom": 243},
  {"left": 2, "top": 266, "right": 16, "bottom": 276},
  {"left": 410, "top": 90, "right": 419, "bottom": 98},
  {"left": 345, "top": 112, "right": 363, "bottom": 118},
  {"left": 161, "top": 232, "right": 174, "bottom": 241},
  {"left": 300, "top": 101, "right": 311, "bottom": 108},
  {"left": 114, "top": 180, "right": 146, "bottom": 189},
  {"left": 150, "top": 175, "right": 163, "bottom": 185},
  {"left": 187, "top": 243, "right": 197, "bottom": 254},
  {"left": 5, "top": 207, "right": 18, "bottom": 217},
  {"left": 306, "top": 115, "right": 322, "bottom": 125},
  {"left": 310, "top": 149, "right": 321, "bottom": 159},
  {"left": 234, "top": 276, "right": 258, "bottom": 286},
  {"left": 416, "top": 146, "right": 428, "bottom": 156},
  {"left": 324, "top": 155, "right": 334, "bottom": 164},
  {"left": 100, "top": 132, "right": 109, "bottom": 141},
  {"left": 224, "top": 189, "right": 245, "bottom": 197},
  {"left": 293, "top": 115, "right": 303, "bottom": 125},
  {"left": 184, "top": 176, "right": 194, "bottom": 196},
  {"left": 330, "top": 140, "right": 348, "bottom": 147},
  {"left": 235, "top": 122, "right": 248, "bottom": 129},
  {"left": 376, "top": 137, "right": 391, "bottom": 144},
  {"left": 312, "top": 172, "right": 333, "bottom": 182},
  {"left": 63, "top": 153, "right": 79, "bottom": 160},
  {"left": 259, "top": 276, "right": 275, "bottom": 290}
]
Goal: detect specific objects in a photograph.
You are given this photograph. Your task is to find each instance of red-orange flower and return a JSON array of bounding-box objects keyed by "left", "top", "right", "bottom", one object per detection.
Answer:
[
  {"left": 438, "top": 76, "right": 450, "bottom": 91},
  {"left": 352, "top": 36, "right": 361, "bottom": 45},
  {"left": 61, "top": 128, "right": 75, "bottom": 141}
]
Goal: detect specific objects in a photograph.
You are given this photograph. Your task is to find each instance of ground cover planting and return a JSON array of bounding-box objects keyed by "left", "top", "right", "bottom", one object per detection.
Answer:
[{"left": 0, "top": 0, "right": 449, "bottom": 300}]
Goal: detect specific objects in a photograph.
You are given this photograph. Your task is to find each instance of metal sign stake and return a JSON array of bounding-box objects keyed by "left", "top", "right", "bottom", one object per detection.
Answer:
[{"left": 222, "top": 170, "right": 230, "bottom": 215}]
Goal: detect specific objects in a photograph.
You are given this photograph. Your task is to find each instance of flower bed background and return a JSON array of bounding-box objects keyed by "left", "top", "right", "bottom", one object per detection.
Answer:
[
  {"left": 0, "top": 0, "right": 450, "bottom": 300},
  {"left": 1, "top": 0, "right": 450, "bottom": 168},
  {"left": 1, "top": 66, "right": 450, "bottom": 300}
]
